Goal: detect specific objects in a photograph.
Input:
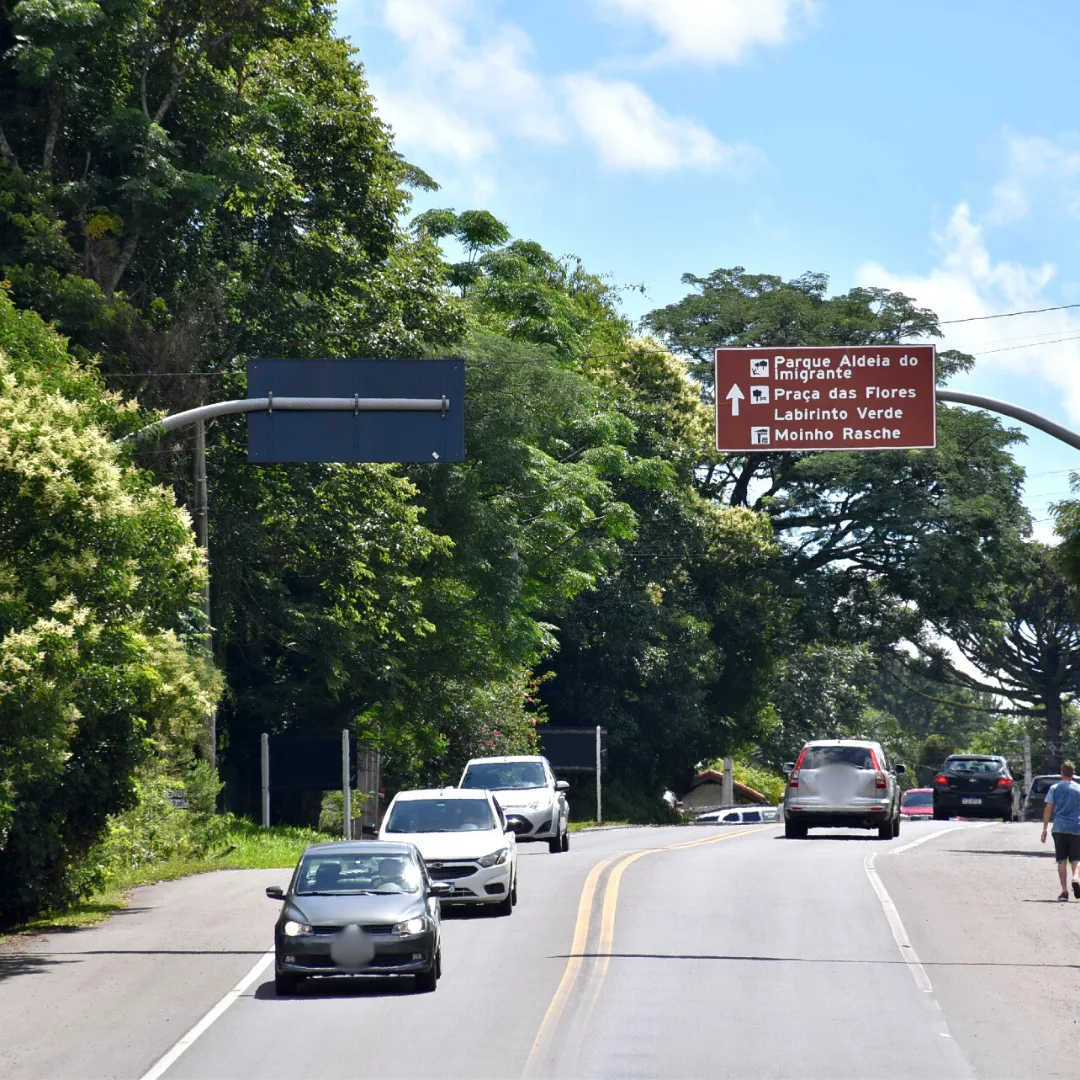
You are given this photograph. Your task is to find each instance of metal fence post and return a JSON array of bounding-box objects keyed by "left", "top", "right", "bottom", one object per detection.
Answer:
[
  {"left": 596, "top": 726, "right": 602, "bottom": 825},
  {"left": 261, "top": 733, "right": 270, "bottom": 827},
  {"left": 342, "top": 729, "right": 352, "bottom": 840}
]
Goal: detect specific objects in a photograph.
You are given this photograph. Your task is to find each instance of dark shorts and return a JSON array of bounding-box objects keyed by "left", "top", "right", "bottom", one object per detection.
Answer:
[{"left": 1053, "top": 831, "right": 1080, "bottom": 863}]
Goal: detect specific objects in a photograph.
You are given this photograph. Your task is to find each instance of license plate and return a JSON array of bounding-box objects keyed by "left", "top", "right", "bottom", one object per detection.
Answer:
[{"left": 961, "top": 797, "right": 982, "bottom": 806}]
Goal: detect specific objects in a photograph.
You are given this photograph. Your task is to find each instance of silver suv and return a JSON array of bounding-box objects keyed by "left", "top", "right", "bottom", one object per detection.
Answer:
[
  {"left": 459, "top": 755, "right": 570, "bottom": 853},
  {"left": 783, "top": 739, "right": 905, "bottom": 840}
]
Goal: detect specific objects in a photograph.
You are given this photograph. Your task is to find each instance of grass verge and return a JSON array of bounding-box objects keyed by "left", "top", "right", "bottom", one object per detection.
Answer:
[{"left": 0, "top": 819, "right": 334, "bottom": 945}]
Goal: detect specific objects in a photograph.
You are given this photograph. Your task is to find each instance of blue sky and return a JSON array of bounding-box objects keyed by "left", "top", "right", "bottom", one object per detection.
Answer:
[{"left": 336, "top": 0, "right": 1080, "bottom": 538}]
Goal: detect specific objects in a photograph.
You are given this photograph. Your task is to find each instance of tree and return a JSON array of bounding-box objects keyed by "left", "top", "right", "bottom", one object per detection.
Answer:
[
  {"left": 917, "top": 543, "right": 1080, "bottom": 771},
  {"left": 0, "top": 0, "right": 464, "bottom": 413},
  {"left": 0, "top": 289, "right": 217, "bottom": 926}
]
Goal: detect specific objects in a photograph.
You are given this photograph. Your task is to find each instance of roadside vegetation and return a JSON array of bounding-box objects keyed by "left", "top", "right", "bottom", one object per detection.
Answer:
[{"left": 2, "top": 1, "right": 1078, "bottom": 932}]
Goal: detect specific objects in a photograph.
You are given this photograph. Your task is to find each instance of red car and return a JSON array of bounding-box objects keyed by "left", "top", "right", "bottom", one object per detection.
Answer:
[{"left": 900, "top": 788, "right": 934, "bottom": 818}]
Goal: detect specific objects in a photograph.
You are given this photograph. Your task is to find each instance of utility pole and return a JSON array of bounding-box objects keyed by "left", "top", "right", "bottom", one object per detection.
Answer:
[
  {"left": 1023, "top": 735, "right": 1032, "bottom": 801},
  {"left": 193, "top": 418, "right": 215, "bottom": 767},
  {"left": 722, "top": 756, "right": 734, "bottom": 806}
]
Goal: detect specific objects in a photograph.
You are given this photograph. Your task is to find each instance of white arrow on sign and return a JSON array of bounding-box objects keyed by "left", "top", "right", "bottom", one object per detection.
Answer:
[{"left": 726, "top": 383, "right": 745, "bottom": 417}]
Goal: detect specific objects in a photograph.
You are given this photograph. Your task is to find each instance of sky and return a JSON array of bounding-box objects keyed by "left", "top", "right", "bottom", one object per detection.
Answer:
[{"left": 335, "top": 0, "right": 1080, "bottom": 539}]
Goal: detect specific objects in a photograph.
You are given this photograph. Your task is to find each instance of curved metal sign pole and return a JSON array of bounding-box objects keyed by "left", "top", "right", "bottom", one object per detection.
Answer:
[
  {"left": 119, "top": 395, "right": 452, "bottom": 770},
  {"left": 936, "top": 389, "right": 1080, "bottom": 452},
  {"left": 123, "top": 395, "right": 449, "bottom": 445}
]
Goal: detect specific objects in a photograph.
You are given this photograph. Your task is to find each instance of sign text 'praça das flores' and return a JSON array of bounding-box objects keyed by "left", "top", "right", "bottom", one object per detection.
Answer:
[{"left": 714, "top": 345, "right": 937, "bottom": 452}]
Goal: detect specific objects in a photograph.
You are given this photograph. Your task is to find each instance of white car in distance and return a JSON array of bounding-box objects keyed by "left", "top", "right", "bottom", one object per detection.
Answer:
[
  {"left": 378, "top": 788, "right": 518, "bottom": 915},
  {"left": 459, "top": 755, "right": 570, "bottom": 853}
]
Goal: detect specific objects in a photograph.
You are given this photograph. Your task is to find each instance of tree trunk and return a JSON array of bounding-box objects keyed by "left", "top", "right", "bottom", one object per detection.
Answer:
[{"left": 1044, "top": 694, "right": 1064, "bottom": 772}]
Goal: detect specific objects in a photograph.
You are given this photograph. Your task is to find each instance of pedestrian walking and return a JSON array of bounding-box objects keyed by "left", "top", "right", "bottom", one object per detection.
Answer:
[{"left": 1040, "top": 761, "right": 1080, "bottom": 900}]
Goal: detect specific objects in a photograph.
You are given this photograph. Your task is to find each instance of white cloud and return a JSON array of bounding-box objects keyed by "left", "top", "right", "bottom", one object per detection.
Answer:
[
  {"left": 857, "top": 202, "right": 1080, "bottom": 422},
  {"left": 988, "top": 134, "right": 1080, "bottom": 225},
  {"left": 595, "top": 0, "right": 815, "bottom": 65},
  {"left": 365, "top": 0, "right": 766, "bottom": 176},
  {"left": 374, "top": 0, "right": 563, "bottom": 164},
  {"left": 562, "top": 74, "right": 756, "bottom": 172}
]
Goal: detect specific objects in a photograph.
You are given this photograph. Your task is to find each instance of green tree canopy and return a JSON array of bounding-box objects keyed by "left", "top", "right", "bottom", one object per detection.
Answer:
[{"left": 0, "top": 289, "right": 217, "bottom": 926}]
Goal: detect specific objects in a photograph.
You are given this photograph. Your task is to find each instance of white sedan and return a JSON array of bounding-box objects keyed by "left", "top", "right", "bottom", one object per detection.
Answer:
[{"left": 378, "top": 788, "right": 518, "bottom": 914}]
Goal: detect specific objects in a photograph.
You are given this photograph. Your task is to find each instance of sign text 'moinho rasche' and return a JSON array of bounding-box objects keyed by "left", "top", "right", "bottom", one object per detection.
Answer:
[{"left": 714, "top": 345, "right": 937, "bottom": 452}]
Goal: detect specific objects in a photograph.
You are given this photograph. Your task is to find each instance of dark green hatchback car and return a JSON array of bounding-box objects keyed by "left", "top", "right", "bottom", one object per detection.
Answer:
[{"left": 266, "top": 840, "right": 447, "bottom": 996}]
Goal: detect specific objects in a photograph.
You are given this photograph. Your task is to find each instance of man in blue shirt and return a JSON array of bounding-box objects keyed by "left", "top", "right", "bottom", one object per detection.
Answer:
[{"left": 1041, "top": 761, "right": 1080, "bottom": 900}]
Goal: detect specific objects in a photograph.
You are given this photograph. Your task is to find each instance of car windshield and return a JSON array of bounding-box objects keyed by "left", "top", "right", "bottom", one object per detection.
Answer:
[
  {"left": 801, "top": 746, "right": 874, "bottom": 769},
  {"left": 461, "top": 762, "right": 546, "bottom": 790},
  {"left": 295, "top": 853, "right": 421, "bottom": 895},
  {"left": 1031, "top": 777, "right": 1056, "bottom": 794},
  {"left": 384, "top": 798, "right": 496, "bottom": 833},
  {"left": 902, "top": 791, "right": 933, "bottom": 806},
  {"left": 945, "top": 758, "right": 1003, "bottom": 774}
]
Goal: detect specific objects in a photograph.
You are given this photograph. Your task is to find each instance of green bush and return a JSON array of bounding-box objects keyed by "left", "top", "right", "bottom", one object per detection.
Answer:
[{"left": 0, "top": 291, "right": 218, "bottom": 928}]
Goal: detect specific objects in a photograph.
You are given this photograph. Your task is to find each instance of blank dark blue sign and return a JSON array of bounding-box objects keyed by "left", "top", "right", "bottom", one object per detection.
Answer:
[{"left": 247, "top": 358, "right": 465, "bottom": 463}]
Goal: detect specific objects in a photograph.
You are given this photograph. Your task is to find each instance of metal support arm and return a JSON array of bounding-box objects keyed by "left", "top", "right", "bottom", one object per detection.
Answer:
[
  {"left": 937, "top": 390, "right": 1080, "bottom": 452},
  {"left": 124, "top": 395, "right": 450, "bottom": 444}
]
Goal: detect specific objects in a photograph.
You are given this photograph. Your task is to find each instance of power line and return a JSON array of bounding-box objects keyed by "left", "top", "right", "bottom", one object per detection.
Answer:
[{"left": 941, "top": 302, "right": 1080, "bottom": 325}]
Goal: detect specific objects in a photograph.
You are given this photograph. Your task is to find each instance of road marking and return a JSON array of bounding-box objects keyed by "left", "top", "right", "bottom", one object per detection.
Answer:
[
  {"left": 890, "top": 821, "right": 995, "bottom": 856},
  {"left": 138, "top": 949, "right": 274, "bottom": 1080},
  {"left": 523, "top": 826, "right": 772, "bottom": 1077},
  {"left": 522, "top": 852, "right": 623, "bottom": 1078},
  {"left": 864, "top": 852, "right": 932, "bottom": 993}
]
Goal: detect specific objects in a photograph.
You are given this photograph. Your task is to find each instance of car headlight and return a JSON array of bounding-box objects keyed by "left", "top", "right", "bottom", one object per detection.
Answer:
[
  {"left": 392, "top": 916, "right": 426, "bottom": 936},
  {"left": 282, "top": 919, "right": 313, "bottom": 937},
  {"left": 478, "top": 847, "right": 509, "bottom": 868}
]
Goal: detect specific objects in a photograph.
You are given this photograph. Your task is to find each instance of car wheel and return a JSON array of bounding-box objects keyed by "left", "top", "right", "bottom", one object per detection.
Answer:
[
  {"left": 893, "top": 815, "right": 901, "bottom": 838},
  {"left": 561, "top": 827, "right": 570, "bottom": 852},
  {"left": 933, "top": 809, "right": 948, "bottom": 821},
  {"left": 275, "top": 972, "right": 301, "bottom": 996},
  {"left": 415, "top": 953, "right": 439, "bottom": 993},
  {"left": 493, "top": 889, "right": 514, "bottom": 916},
  {"left": 511, "top": 876, "right": 518, "bottom": 906},
  {"left": 878, "top": 818, "right": 894, "bottom": 840},
  {"left": 548, "top": 834, "right": 562, "bottom": 854},
  {"left": 784, "top": 821, "right": 807, "bottom": 839}
]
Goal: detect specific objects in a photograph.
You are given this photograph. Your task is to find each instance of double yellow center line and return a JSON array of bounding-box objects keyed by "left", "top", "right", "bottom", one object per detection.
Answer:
[{"left": 523, "top": 826, "right": 771, "bottom": 1076}]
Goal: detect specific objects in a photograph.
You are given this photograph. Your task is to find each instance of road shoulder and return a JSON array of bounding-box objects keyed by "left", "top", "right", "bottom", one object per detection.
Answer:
[
  {"left": 878, "top": 822, "right": 1080, "bottom": 1080},
  {"left": 0, "top": 867, "right": 286, "bottom": 1080}
]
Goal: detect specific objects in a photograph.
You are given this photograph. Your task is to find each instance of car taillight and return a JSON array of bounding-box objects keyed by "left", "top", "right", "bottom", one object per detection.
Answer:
[
  {"left": 1025, "top": 797, "right": 1033, "bottom": 808},
  {"left": 875, "top": 771, "right": 887, "bottom": 789},
  {"left": 934, "top": 774, "right": 948, "bottom": 785},
  {"left": 997, "top": 777, "right": 1013, "bottom": 789},
  {"left": 789, "top": 748, "right": 806, "bottom": 787}
]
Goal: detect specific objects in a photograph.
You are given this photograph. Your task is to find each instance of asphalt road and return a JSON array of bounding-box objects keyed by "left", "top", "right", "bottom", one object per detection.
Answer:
[{"left": 2, "top": 818, "right": 1076, "bottom": 1079}]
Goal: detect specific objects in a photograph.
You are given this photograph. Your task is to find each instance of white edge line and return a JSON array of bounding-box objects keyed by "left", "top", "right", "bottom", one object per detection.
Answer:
[
  {"left": 138, "top": 949, "right": 275, "bottom": 1080},
  {"left": 864, "top": 852, "right": 933, "bottom": 993},
  {"left": 890, "top": 821, "right": 995, "bottom": 856}
]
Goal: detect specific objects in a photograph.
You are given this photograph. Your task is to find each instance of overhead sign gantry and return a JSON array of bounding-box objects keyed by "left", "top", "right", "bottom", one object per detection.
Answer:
[{"left": 714, "top": 345, "right": 937, "bottom": 452}]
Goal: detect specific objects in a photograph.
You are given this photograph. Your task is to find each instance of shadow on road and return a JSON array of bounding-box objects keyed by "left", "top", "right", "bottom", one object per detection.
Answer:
[
  {"left": 253, "top": 974, "right": 423, "bottom": 1000},
  {"left": 774, "top": 834, "right": 882, "bottom": 842},
  {"left": 441, "top": 905, "right": 506, "bottom": 921},
  {"left": 555, "top": 951, "right": 1080, "bottom": 970},
  {"left": 942, "top": 849, "right": 1052, "bottom": 858},
  {"left": 0, "top": 954, "right": 77, "bottom": 981}
]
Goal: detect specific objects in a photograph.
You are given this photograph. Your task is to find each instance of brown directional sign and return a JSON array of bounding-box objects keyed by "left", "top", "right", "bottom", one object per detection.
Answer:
[{"left": 714, "top": 345, "right": 936, "bottom": 452}]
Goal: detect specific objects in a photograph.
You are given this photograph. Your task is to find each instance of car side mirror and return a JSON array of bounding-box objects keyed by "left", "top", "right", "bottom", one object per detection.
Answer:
[
  {"left": 555, "top": 780, "right": 569, "bottom": 791},
  {"left": 782, "top": 763, "right": 794, "bottom": 775},
  {"left": 505, "top": 824, "right": 515, "bottom": 834},
  {"left": 265, "top": 886, "right": 285, "bottom": 900},
  {"left": 429, "top": 881, "right": 451, "bottom": 896},
  {"left": 894, "top": 763, "right": 907, "bottom": 775}
]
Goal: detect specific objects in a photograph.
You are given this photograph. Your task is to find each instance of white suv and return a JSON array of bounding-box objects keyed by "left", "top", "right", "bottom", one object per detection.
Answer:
[
  {"left": 378, "top": 788, "right": 518, "bottom": 914},
  {"left": 783, "top": 739, "right": 905, "bottom": 840},
  {"left": 459, "top": 755, "right": 570, "bottom": 853}
]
